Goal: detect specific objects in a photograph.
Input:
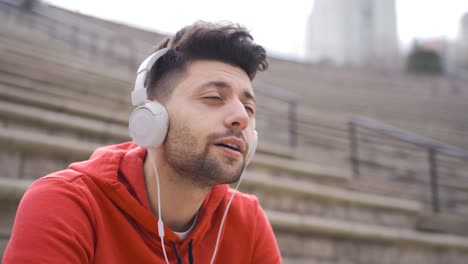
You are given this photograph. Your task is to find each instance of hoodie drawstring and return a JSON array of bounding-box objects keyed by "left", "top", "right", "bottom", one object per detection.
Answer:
[
  {"left": 171, "top": 241, "right": 182, "bottom": 264},
  {"left": 188, "top": 240, "right": 194, "bottom": 264},
  {"left": 170, "top": 240, "right": 194, "bottom": 264}
]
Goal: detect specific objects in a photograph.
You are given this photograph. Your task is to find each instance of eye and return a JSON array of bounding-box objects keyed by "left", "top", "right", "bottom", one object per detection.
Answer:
[
  {"left": 201, "top": 91, "right": 223, "bottom": 101},
  {"left": 204, "top": 96, "right": 222, "bottom": 101},
  {"left": 201, "top": 95, "right": 224, "bottom": 105},
  {"left": 245, "top": 105, "right": 255, "bottom": 116}
]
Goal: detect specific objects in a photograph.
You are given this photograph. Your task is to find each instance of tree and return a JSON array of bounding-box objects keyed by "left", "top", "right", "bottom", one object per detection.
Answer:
[{"left": 405, "top": 47, "right": 443, "bottom": 75}]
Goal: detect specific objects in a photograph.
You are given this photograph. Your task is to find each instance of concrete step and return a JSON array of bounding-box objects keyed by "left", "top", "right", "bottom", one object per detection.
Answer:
[
  {"left": 271, "top": 210, "right": 468, "bottom": 263},
  {"left": 0, "top": 47, "right": 132, "bottom": 99},
  {"left": 0, "top": 23, "right": 101, "bottom": 66},
  {"left": 0, "top": 81, "right": 129, "bottom": 123},
  {"left": 0, "top": 121, "right": 110, "bottom": 178},
  {"left": 249, "top": 153, "right": 350, "bottom": 186},
  {"left": 0, "top": 177, "right": 31, "bottom": 260},
  {"left": 0, "top": 23, "right": 134, "bottom": 77},
  {"left": 266, "top": 210, "right": 468, "bottom": 250},
  {"left": 0, "top": 70, "right": 130, "bottom": 111},
  {"left": 0, "top": 19, "right": 139, "bottom": 74},
  {"left": 0, "top": 100, "right": 129, "bottom": 142},
  {"left": 1, "top": 177, "right": 468, "bottom": 263},
  {"left": 242, "top": 170, "right": 422, "bottom": 230},
  {"left": 0, "top": 25, "right": 133, "bottom": 91},
  {"left": 350, "top": 176, "right": 468, "bottom": 216}
]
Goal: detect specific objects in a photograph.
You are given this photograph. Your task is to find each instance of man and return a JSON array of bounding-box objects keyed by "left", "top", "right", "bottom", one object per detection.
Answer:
[{"left": 3, "top": 21, "right": 281, "bottom": 263}]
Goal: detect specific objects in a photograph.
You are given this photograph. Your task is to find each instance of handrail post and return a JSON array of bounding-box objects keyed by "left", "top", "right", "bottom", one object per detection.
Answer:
[
  {"left": 348, "top": 121, "right": 360, "bottom": 177},
  {"left": 288, "top": 101, "right": 297, "bottom": 148},
  {"left": 106, "top": 36, "right": 115, "bottom": 62},
  {"left": 89, "top": 32, "right": 97, "bottom": 58},
  {"left": 428, "top": 148, "right": 440, "bottom": 213},
  {"left": 71, "top": 25, "right": 79, "bottom": 50},
  {"left": 47, "top": 21, "right": 56, "bottom": 39}
]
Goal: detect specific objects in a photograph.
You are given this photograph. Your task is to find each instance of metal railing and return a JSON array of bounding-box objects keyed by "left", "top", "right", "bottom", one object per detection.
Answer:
[
  {"left": 348, "top": 115, "right": 468, "bottom": 214},
  {"left": 255, "top": 82, "right": 299, "bottom": 148}
]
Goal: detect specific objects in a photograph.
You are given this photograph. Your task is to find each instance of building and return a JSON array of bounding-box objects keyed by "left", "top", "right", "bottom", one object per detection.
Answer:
[
  {"left": 305, "top": 0, "right": 399, "bottom": 69},
  {"left": 453, "top": 13, "right": 468, "bottom": 70}
]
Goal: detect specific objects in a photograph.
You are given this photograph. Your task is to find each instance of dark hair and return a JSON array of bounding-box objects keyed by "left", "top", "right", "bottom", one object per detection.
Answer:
[{"left": 145, "top": 21, "right": 268, "bottom": 102}]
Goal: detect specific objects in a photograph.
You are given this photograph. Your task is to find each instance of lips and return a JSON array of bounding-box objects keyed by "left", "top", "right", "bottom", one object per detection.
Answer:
[
  {"left": 213, "top": 137, "right": 246, "bottom": 154},
  {"left": 216, "top": 143, "right": 240, "bottom": 152}
]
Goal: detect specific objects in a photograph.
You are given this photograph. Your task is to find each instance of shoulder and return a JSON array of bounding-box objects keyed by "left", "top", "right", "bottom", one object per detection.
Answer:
[
  {"left": 20, "top": 169, "right": 97, "bottom": 220},
  {"left": 229, "top": 188, "right": 259, "bottom": 206},
  {"left": 26, "top": 169, "right": 91, "bottom": 198},
  {"left": 4, "top": 171, "right": 97, "bottom": 263},
  {"left": 15, "top": 168, "right": 98, "bottom": 235},
  {"left": 226, "top": 189, "right": 266, "bottom": 222},
  {"left": 223, "top": 189, "right": 282, "bottom": 262}
]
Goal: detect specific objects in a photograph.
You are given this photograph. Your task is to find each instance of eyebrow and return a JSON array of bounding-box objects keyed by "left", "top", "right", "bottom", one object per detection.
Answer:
[
  {"left": 201, "top": 81, "right": 256, "bottom": 103},
  {"left": 243, "top": 90, "right": 256, "bottom": 104}
]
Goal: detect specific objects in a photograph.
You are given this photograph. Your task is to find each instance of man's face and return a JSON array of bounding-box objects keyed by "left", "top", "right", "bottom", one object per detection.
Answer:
[{"left": 162, "top": 60, "right": 256, "bottom": 187}]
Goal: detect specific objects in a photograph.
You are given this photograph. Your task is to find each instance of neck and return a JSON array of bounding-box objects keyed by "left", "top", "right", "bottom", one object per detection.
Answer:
[{"left": 144, "top": 148, "right": 210, "bottom": 232}]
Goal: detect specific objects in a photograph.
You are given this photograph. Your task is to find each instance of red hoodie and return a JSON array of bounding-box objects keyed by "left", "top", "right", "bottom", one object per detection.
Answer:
[{"left": 3, "top": 142, "right": 281, "bottom": 263}]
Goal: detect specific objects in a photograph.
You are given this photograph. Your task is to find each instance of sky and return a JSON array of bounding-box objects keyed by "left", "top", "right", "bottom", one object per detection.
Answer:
[{"left": 44, "top": 0, "right": 468, "bottom": 60}]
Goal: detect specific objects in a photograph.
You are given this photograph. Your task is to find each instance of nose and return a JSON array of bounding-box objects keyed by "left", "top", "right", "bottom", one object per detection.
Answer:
[{"left": 224, "top": 100, "right": 249, "bottom": 133}]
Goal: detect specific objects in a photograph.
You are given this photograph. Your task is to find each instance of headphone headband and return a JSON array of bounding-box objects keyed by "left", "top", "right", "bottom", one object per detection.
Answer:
[{"left": 131, "top": 47, "right": 170, "bottom": 106}]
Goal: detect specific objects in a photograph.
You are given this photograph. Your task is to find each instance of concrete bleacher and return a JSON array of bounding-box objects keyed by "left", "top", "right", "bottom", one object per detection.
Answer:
[
  {"left": 259, "top": 58, "right": 468, "bottom": 150},
  {"left": 2, "top": 2, "right": 468, "bottom": 263}
]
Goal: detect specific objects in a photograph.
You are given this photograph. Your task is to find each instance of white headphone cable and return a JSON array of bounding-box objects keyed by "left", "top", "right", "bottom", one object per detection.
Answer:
[
  {"left": 148, "top": 148, "right": 248, "bottom": 264},
  {"left": 209, "top": 166, "right": 247, "bottom": 264},
  {"left": 147, "top": 149, "right": 170, "bottom": 264}
]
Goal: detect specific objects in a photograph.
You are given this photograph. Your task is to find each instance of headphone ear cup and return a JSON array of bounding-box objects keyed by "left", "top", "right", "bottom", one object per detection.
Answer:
[
  {"left": 129, "top": 102, "right": 169, "bottom": 148},
  {"left": 246, "top": 130, "right": 258, "bottom": 165}
]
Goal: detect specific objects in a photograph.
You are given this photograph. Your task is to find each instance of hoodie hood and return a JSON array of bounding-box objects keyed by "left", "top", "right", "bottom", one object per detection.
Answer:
[{"left": 68, "top": 142, "right": 230, "bottom": 245}]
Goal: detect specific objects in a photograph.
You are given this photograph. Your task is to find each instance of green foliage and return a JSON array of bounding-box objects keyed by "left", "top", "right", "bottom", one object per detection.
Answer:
[{"left": 405, "top": 48, "right": 443, "bottom": 75}]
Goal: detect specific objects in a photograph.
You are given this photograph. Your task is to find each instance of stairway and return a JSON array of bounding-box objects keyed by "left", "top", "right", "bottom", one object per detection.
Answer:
[{"left": 1, "top": 4, "right": 468, "bottom": 263}]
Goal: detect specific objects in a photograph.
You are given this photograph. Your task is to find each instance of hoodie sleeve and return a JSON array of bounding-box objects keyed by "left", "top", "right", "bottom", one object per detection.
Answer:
[
  {"left": 3, "top": 177, "right": 95, "bottom": 264},
  {"left": 251, "top": 198, "right": 282, "bottom": 263}
]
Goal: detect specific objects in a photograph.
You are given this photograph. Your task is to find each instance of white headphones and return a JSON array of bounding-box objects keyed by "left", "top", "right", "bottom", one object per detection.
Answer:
[{"left": 128, "top": 48, "right": 258, "bottom": 165}]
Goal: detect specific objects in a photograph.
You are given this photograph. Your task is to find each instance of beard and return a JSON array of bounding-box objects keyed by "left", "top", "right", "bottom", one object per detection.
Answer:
[{"left": 163, "top": 120, "right": 246, "bottom": 188}]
